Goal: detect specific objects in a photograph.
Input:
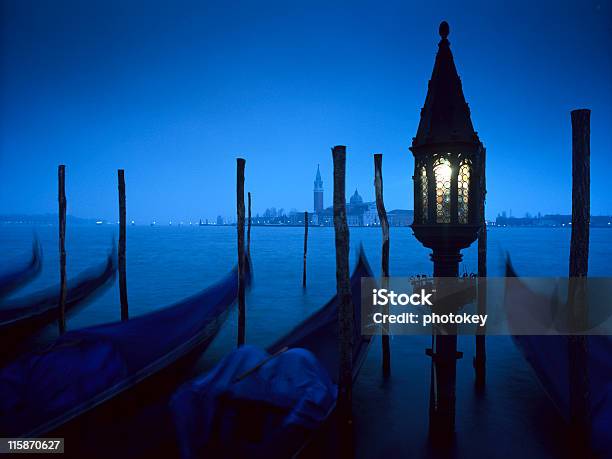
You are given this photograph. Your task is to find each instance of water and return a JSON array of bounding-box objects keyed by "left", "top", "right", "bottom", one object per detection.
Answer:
[{"left": 1, "top": 225, "right": 611, "bottom": 458}]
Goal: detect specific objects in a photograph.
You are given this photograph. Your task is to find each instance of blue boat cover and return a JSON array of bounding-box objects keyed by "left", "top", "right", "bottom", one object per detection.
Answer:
[
  {"left": 169, "top": 248, "right": 373, "bottom": 458},
  {"left": 170, "top": 345, "right": 336, "bottom": 459}
]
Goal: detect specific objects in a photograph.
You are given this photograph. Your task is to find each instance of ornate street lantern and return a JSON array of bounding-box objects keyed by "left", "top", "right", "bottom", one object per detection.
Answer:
[
  {"left": 409, "top": 21, "right": 486, "bottom": 441},
  {"left": 410, "top": 21, "right": 485, "bottom": 277}
]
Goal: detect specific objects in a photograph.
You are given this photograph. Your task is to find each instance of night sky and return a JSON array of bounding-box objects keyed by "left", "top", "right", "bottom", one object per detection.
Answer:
[{"left": 1, "top": 0, "right": 610, "bottom": 223}]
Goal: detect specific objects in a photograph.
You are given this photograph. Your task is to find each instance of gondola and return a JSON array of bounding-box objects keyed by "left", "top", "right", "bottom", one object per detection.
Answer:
[
  {"left": 170, "top": 247, "right": 374, "bottom": 459},
  {"left": 0, "top": 259, "right": 250, "bottom": 458},
  {"left": 0, "top": 239, "right": 42, "bottom": 299},
  {"left": 505, "top": 259, "right": 612, "bottom": 456},
  {"left": 0, "top": 247, "right": 116, "bottom": 346}
]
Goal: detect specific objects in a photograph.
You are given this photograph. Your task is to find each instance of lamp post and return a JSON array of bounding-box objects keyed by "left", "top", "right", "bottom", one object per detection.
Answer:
[{"left": 410, "top": 21, "right": 485, "bottom": 442}]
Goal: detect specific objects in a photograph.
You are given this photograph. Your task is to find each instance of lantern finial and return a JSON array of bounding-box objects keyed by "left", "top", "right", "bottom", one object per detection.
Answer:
[
  {"left": 439, "top": 21, "right": 449, "bottom": 39},
  {"left": 411, "top": 20, "right": 480, "bottom": 150}
]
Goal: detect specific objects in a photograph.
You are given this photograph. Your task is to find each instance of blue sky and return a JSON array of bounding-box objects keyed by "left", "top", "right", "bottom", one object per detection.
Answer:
[{"left": 1, "top": 0, "right": 610, "bottom": 222}]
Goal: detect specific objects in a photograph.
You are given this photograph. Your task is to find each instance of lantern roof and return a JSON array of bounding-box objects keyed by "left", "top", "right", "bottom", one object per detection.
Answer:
[{"left": 411, "top": 22, "right": 481, "bottom": 152}]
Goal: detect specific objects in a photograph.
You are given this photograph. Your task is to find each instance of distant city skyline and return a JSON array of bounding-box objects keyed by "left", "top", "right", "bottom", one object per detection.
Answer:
[
  {"left": 2, "top": 159, "right": 612, "bottom": 224},
  {"left": 5, "top": 205, "right": 612, "bottom": 227},
  {"left": 1, "top": 1, "right": 610, "bottom": 223},
  {"left": 3, "top": 161, "right": 612, "bottom": 225}
]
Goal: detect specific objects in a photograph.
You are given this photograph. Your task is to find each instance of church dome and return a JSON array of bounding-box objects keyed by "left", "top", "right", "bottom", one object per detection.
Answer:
[{"left": 350, "top": 189, "right": 363, "bottom": 205}]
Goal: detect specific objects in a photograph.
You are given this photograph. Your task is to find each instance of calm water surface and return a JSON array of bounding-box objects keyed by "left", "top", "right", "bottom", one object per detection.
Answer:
[{"left": 1, "top": 225, "right": 611, "bottom": 458}]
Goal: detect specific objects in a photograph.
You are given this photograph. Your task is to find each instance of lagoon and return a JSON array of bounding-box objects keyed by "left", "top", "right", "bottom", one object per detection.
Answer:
[{"left": 1, "top": 225, "right": 611, "bottom": 458}]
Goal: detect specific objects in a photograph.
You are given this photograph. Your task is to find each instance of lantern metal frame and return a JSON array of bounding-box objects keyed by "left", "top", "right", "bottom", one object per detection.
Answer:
[{"left": 410, "top": 142, "right": 484, "bottom": 267}]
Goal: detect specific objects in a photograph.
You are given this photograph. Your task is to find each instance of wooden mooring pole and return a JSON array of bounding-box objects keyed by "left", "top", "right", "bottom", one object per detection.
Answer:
[
  {"left": 58, "top": 165, "right": 67, "bottom": 335},
  {"left": 247, "top": 191, "right": 252, "bottom": 258},
  {"left": 568, "top": 109, "right": 591, "bottom": 452},
  {"left": 303, "top": 211, "right": 308, "bottom": 288},
  {"left": 237, "top": 158, "right": 246, "bottom": 347},
  {"left": 118, "top": 169, "right": 129, "bottom": 321},
  {"left": 332, "top": 145, "right": 354, "bottom": 452},
  {"left": 374, "top": 154, "right": 391, "bottom": 376},
  {"left": 474, "top": 150, "right": 487, "bottom": 390}
]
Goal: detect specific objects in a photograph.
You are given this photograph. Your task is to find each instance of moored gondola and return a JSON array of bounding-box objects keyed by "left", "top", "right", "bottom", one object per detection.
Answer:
[
  {"left": 170, "top": 247, "right": 374, "bottom": 458},
  {"left": 0, "top": 246, "right": 116, "bottom": 349},
  {"left": 0, "top": 259, "right": 250, "bottom": 457},
  {"left": 505, "top": 258, "right": 612, "bottom": 456},
  {"left": 0, "top": 239, "right": 42, "bottom": 299}
]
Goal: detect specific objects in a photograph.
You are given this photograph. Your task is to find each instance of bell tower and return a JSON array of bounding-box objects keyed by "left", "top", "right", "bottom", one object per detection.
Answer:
[{"left": 313, "top": 164, "right": 324, "bottom": 213}]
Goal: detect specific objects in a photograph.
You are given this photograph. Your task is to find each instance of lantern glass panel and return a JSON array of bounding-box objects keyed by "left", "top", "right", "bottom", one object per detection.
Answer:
[
  {"left": 458, "top": 160, "right": 471, "bottom": 224},
  {"left": 434, "top": 157, "right": 451, "bottom": 223},
  {"left": 420, "top": 165, "right": 428, "bottom": 223}
]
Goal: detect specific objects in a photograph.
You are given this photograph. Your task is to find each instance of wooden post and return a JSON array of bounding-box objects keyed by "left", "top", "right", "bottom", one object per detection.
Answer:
[
  {"left": 374, "top": 153, "right": 391, "bottom": 376},
  {"left": 303, "top": 211, "right": 308, "bottom": 287},
  {"left": 475, "top": 150, "right": 486, "bottom": 389},
  {"left": 568, "top": 109, "right": 590, "bottom": 451},
  {"left": 247, "top": 192, "right": 252, "bottom": 258},
  {"left": 236, "top": 158, "right": 246, "bottom": 347},
  {"left": 58, "top": 165, "right": 67, "bottom": 335},
  {"left": 332, "top": 145, "right": 353, "bottom": 431},
  {"left": 118, "top": 169, "right": 129, "bottom": 321}
]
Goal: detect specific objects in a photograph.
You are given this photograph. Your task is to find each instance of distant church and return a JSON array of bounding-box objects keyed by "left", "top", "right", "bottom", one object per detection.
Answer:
[{"left": 311, "top": 165, "right": 413, "bottom": 227}]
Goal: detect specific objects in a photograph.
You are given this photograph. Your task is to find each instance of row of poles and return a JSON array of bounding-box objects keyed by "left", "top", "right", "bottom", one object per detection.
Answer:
[
  {"left": 56, "top": 168, "right": 130, "bottom": 333},
  {"left": 53, "top": 108, "right": 589, "bottom": 449},
  {"left": 55, "top": 148, "right": 443, "bottom": 388},
  {"left": 56, "top": 164, "right": 252, "bottom": 336},
  {"left": 233, "top": 148, "right": 394, "bottom": 376}
]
